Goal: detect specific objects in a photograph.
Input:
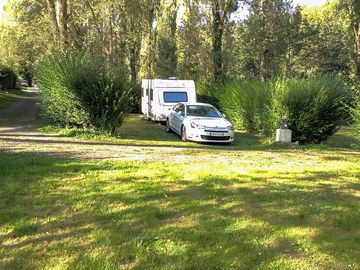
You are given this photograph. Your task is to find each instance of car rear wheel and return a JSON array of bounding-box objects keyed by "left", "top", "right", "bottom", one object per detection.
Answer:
[
  {"left": 166, "top": 119, "right": 171, "bottom": 133},
  {"left": 181, "top": 125, "right": 187, "bottom": 142}
]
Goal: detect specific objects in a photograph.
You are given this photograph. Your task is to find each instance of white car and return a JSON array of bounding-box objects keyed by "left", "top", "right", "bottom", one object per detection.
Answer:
[
  {"left": 20, "top": 80, "right": 28, "bottom": 87},
  {"left": 166, "top": 102, "right": 235, "bottom": 143}
]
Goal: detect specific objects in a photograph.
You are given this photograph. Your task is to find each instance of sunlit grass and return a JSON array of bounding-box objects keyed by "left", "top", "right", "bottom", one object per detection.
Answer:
[
  {"left": 1, "top": 114, "right": 359, "bottom": 269},
  {"left": 1, "top": 144, "right": 360, "bottom": 269}
]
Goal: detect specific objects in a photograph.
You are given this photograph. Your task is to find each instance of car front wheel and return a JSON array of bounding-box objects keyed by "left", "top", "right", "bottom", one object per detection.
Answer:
[
  {"left": 166, "top": 119, "right": 171, "bottom": 133},
  {"left": 181, "top": 125, "right": 187, "bottom": 142}
]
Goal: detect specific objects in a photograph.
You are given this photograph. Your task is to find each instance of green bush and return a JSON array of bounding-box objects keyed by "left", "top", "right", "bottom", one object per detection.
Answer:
[
  {"left": 36, "top": 51, "right": 131, "bottom": 135},
  {"left": 204, "top": 76, "right": 351, "bottom": 143},
  {"left": 129, "top": 83, "right": 141, "bottom": 113},
  {"left": 204, "top": 79, "right": 276, "bottom": 137},
  {"left": 279, "top": 77, "right": 351, "bottom": 143},
  {"left": 0, "top": 64, "right": 17, "bottom": 89},
  {"left": 351, "top": 101, "right": 360, "bottom": 139}
]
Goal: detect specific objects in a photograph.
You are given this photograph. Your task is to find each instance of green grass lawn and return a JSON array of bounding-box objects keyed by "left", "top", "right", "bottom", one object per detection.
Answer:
[{"left": 1, "top": 116, "right": 360, "bottom": 269}]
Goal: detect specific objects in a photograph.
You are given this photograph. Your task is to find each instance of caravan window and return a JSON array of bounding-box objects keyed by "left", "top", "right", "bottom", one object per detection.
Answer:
[
  {"left": 150, "top": 89, "right": 153, "bottom": 100},
  {"left": 163, "top": 92, "right": 188, "bottom": 103}
]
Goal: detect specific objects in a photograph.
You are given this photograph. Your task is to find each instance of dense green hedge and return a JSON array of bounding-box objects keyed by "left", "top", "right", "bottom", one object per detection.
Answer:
[
  {"left": 36, "top": 52, "right": 131, "bottom": 135},
  {"left": 0, "top": 65, "right": 17, "bottom": 89},
  {"left": 199, "top": 76, "right": 351, "bottom": 143},
  {"left": 351, "top": 102, "right": 360, "bottom": 140}
]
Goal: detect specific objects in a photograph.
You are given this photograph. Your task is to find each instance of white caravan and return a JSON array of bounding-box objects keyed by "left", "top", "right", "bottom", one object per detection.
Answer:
[{"left": 141, "top": 79, "right": 197, "bottom": 122}]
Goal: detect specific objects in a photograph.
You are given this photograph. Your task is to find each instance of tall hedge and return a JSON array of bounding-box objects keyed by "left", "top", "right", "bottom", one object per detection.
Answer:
[
  {"left": 351, "top": 101, "right": 360, "bottom": 140},
  {"left": 36, "top": 51, "right": 131, "bottom": 135},
  {"left": 0, "top": 65, "right": 17, "bottom": 89},
  {"left": 203, "top": 76, "right": 351, "bottom": 143},
  {"left": 278, "top": 77, "right": 351, "bottom": 143}
]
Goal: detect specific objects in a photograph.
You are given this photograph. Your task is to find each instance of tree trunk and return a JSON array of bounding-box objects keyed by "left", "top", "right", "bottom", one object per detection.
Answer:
[
  {"left": 212, "top": 1, "right": 224, "bottom": 81},
  {"left": 129, "top": 46, "right": 138, "bottom": 85},
  {"left": 46, "top": 0, "right": 67, "bottom": 51},
  {"left": 354, "top": 22, "right": 360, "bottom": 78},
  {"left": 108, "top": 13, "right": 115, "bottom": 64},
  {"left": 59, "top": 0, "right": 68, "bottom": 51},
  {"left": 46, "top": 0, "right": 59, "bottom": 41}
]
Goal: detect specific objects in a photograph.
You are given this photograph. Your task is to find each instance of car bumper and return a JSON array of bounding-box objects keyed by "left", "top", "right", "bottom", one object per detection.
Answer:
[{"left": 186, "top": 129, "right": 234, "bottom": 143}]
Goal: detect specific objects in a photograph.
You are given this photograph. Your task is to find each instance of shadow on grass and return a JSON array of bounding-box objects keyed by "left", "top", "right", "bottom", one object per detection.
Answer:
[{"left": 1, "top": 151, "right": 359, "bottom": 269}]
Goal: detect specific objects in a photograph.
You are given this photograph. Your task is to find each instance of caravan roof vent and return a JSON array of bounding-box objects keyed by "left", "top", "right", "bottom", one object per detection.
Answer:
[{"left": 168, "top": 77, "right": 177, "bottom": 80}]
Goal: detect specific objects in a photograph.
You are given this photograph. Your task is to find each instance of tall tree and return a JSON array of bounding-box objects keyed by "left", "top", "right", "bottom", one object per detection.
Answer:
[
  {"left": 210, "top": 0, "right": 238, "bottom": 80},
  {"left": 154, "top": 0, "right": 178, "bottom": 78},
  {"left": 240, "top": 0, "right": 294, "bottom": 80},
  {"left": 46, "top": 0, "right": 68, "bottom": 51},
  {"left": 339, "top": 0, "right": 360, "bottom": 79},
  {"left": 177, "top": 0, "right": 213, "bottom": 80}
]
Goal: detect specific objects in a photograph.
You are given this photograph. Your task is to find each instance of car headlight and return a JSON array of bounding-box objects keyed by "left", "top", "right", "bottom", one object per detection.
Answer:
[
  {"left": 190, "top": 122, "right": 205, "bottom": 129},
  {"left": 227, "top": 125, "right": 234, "bottom": 131}
]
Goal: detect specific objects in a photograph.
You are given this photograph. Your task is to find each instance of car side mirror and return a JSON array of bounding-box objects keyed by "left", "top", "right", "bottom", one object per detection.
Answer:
[{"left": 222, "top": 113, "right": 227, "bottom": 119}]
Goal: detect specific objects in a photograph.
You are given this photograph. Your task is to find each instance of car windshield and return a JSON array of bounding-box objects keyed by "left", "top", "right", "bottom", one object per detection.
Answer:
[{"left": 186, "top": 105, "right": 222, "bottom": 118}]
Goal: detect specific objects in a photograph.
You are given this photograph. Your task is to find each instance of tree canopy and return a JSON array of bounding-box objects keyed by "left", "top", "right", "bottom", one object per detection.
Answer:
[{"left": 0, "top": 0, "right": 358, "bottom": 83}]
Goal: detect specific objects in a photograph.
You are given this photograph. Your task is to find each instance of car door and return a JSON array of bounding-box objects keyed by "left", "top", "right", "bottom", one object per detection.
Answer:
[
  {"left": 173, "top": 104, "right": 185, "bottom": 133},
  {"left": 169, "top": 104, "right": 178, "bottom": 129}
]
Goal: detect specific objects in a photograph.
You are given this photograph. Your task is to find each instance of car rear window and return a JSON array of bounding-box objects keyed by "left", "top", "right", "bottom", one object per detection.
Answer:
[{"left": 163, "top": 92, "right": 188, "bottom": 103}]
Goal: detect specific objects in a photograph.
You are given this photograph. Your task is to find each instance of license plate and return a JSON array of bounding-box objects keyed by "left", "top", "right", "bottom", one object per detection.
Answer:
[{"left": 209, "top": 132, "right": 225, "bottom": 136}]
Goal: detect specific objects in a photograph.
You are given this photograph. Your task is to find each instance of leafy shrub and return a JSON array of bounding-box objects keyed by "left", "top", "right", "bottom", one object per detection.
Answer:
[
  {"left": 204, "top": 76, "right": 351, "bottom": 143},
  {"left": 351, "top": 101, "right": 360, "bottom": 139},
  {"left": 129, "top": 83, "right": 141, "bottom": 113},
  {"left": 204, "top": 79, "right": 276, "bottom": 137},
  {"left": 279, "top": 77, "right": 351, "bottom": 143},
  {"left": 36, "top": 51, "right": 131, "bottom": 135},
  {"left": 0, "top": 64, "right": 17, "bottom": 89}
]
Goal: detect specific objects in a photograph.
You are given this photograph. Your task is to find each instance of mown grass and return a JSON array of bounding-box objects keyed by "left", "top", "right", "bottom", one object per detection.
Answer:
[
  {"left": 0, "top": 89, "right": 25, "bottom": 111},
  {"left": 1, "top": 115, "right": 360, "bottom": 269},
  {"left": 1, "top": 147, "right": 360, "bottom": 269},
  {"left": 41, "top": 114, "right": 360, "bottom": 150},
  {"left": 39, "top": 115, "right": 281, "bottom": 151}
]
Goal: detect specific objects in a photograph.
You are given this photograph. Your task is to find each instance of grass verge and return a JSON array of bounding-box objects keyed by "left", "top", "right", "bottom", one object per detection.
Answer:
[{"left": 1, "top": 145, "right": 360, "bottom": 269}]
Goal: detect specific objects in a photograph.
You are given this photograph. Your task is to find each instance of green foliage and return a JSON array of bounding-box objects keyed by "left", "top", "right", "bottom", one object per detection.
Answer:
[
  {"left": 129, "top": 83, "right": 141, "bottom": 113},
  {"left": 205, "top": 76, "right": 351, "bottom": 143},
  {"left": 204, "top": 79, "right": 276, "bottom": 137},
  {"left": 0, "top": 64, "right": 17, "bottom": 89},
  {"left": 351, "top": 101, "right": 360, "bottom": 139},
  {"left": 278, "top": 77, "right": 351, "bottom": 143},
  {"left": 36, "top": 51, "right": 131, "bottom": 135}
]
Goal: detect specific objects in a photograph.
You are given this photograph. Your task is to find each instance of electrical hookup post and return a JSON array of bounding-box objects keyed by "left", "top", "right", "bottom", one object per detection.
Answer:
[{"left": 276, "top": 116, "right": 292, "bottom": 144}]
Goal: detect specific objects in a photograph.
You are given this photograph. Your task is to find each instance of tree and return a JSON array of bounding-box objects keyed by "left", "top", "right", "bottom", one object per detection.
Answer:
[
  {"left": 338, "top": 0, "right": 360, "bottom": 79},
  {"left": 154, "top": 0, "right": 178, "bottom": 78},
  {"left": 0, "top": 0, "right": 52, "bottom": 84},
  {"left": 177, "top": 0, "right": 213, "bottom": 80},
  {"left": 46, "top": 0, "right": 68, "bottom": 51},
  {"left": 240, "top": 0, "right": 294, "bottom": 81},
  {"left": 210, "top": 0, "right": 238, "bottom": 80}
]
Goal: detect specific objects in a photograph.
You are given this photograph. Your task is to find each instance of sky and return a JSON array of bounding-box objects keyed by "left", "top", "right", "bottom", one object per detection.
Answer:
[{"left": 292, "top": 0, "right": 328, "bottom": 8}]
